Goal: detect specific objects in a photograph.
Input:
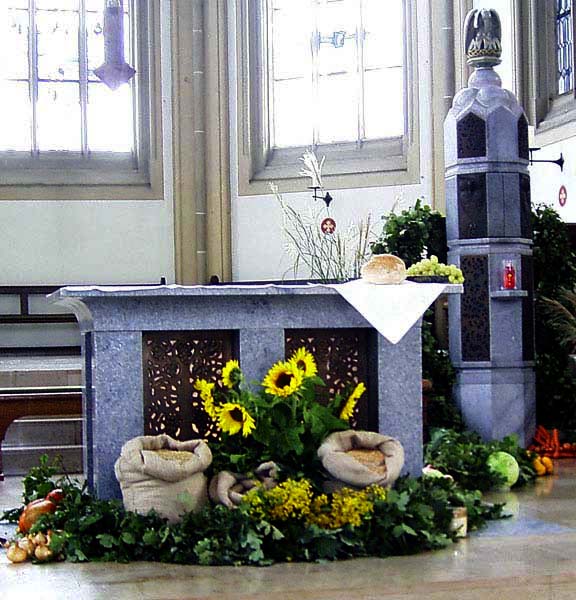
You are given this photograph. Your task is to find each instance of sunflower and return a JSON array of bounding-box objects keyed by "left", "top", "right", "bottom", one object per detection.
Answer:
[
  {"left": 218, "top": 402, "right": 256, "bottom": 437},
  {"left": 221, "top": 359, "right": 242, "bottom": 389},
  {"left": 339, "top": 382, "right": 367, "bottom": 421},
  {"left": 262, "top": 360, "right": 304, "bottom": 397},
  {"left": 289, "top": 347, "right": 318, "bottom": 378},
  {"left": 194, "top": 379, "right": 218, "bottom": 420}
]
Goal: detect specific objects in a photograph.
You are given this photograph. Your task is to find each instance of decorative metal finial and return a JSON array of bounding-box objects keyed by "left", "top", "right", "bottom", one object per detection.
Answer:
[{"left": 464, "top": 8, "right": 502, "bottom": 68}]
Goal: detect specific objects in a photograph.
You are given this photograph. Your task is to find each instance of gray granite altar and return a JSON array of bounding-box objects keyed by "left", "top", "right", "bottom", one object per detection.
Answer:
[
  {"left": 49, "top": 283, "right": 458, "bottom": 499},
  {"left": 444, "top": 9, "right": 535, "bottom": 445}
]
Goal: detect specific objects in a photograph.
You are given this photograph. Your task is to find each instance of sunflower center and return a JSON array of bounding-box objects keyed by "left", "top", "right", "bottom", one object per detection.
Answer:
[
  {"left": 275, "top": 372, "right": 293, "bottom": 388},
  {"left": 230, "top": 407, "right": 244, "bottom": 423},
  {"left": 296, "top": 360, "right": 306, "bottom": 371}
]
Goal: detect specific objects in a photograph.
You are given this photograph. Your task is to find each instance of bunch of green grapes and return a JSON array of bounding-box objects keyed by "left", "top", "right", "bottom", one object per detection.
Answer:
[{"left": 406, "top": 255, "right": 465, "bottom": 284}]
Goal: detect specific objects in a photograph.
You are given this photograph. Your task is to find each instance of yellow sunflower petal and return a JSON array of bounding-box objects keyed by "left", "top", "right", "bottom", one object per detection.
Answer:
[
  {"left": 339, "top": 382, "right": 366, "bottom": 421},
  {"left": 218, "top": 402, "right": 255, "bottom": 437},
  {"left": 221, "top": 359, "right": 242, "bottom": 389},
  {"left": 194, "top": 379, "right": 218, "bottom": 419},
  {"left": 289, "top": 347, "right": 318, "bottom": 378},
  {"left": 262, "top": 360, "right": 304, "bottom": 397}
]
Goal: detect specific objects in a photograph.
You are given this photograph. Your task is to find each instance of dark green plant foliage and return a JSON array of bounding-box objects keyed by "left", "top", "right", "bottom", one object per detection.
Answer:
[
  {"left": 531, "top": 204, "right": 576, "bottom": 429},
  {"left": 371, "top": 200, "right": 447, "bottom": 267},
  {"left": 532, "top": 205, "right": 576, "bottom": 297},
  {"left": 2, "top": 455, "right": 504, "bottom": 566},
  {"left": 424, "top": 428, "right": 536, "bottom": 492},
  {"left": 421, "top": 312, "right": 464, "bottom": 432}
]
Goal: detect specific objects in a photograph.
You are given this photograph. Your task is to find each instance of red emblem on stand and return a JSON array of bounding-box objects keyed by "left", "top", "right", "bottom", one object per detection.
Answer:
[
  {"left": 559, "top": 185, "right": 568, "bottom": 207},
  {"left": 320, "top": 217, "right": 336, "bottom": 234}
]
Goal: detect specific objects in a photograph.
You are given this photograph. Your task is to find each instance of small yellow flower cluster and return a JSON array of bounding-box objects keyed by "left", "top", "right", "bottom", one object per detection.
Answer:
[
  {"left": 307, "top": 485, "right": 386, "bottom": 529},
  {"left": 244, "top": 479, "right": 387, "bottom": 530},
  {"left": 245, "top": 479, "right": 314, "bottom": 521}
]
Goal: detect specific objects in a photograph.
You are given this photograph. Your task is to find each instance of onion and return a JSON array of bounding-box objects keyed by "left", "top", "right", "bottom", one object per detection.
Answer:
[
  {"left": 6, "top": 543, "right": 28, "bottom": 563},
  {"left": 34, "top": 544, "right": 53, "bottom": 562},
  {"left": 17, "top": 538, "right": 36, "bottom": 557}
]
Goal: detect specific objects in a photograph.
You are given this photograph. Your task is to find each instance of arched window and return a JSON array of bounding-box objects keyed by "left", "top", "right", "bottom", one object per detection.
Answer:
[
  {"left": 235, "top": 0, "right": 419, "bottom": 194},
  {"left": 0, "top": 0, "right": 163, "bottom": 200}
]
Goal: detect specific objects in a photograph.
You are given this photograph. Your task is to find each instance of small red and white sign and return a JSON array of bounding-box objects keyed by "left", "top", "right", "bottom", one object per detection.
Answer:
[
  {"left": 321, "top": 217, "right": 336, "bottom": 234},
  {"left": 559, "top": 185, "right": 567, "bottom": 207},
  {"left": 531, "top": 174, "right": 576, "bottom": 223}
]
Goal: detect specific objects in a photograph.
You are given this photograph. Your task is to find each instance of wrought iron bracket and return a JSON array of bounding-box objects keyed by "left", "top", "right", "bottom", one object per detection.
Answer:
[
  {"left": 309, "top": 187, "right": 333, "bottom": 207},
  {"left": 529, "top": 147, "right": 564, "bottom": 171}
]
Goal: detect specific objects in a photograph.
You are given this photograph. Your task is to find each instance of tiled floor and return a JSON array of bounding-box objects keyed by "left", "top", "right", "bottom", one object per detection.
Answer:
[{"left": 1, "top": 461, "right": 576, "bottom": 600}]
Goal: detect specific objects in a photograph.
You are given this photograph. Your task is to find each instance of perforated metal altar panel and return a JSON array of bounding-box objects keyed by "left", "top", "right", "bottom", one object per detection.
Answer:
[
  {"left": 285, "top": 328, "right": 376, "bottom": 431},
  {"left": 460, "top": 255, "right": 490, "bottom": 362},
  {"left": 142, "top": 331, "right": 236, "bottom": 441}
]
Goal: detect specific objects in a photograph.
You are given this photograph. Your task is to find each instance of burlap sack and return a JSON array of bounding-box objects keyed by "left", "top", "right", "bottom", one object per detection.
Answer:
[
  {"left": 209, "top": 462, "right": 278, "bottom": 508},
  {"left": 318, "top": 430, "right": 404, "bottom": 489},
  {"left": 114, "top": 434, "right": 212, "bottom": 522}
]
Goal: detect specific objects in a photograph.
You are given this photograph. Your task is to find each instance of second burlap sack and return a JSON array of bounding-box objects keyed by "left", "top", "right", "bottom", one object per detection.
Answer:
[{"left": 318, "top": 430, "right": 404, "bottom": 490}]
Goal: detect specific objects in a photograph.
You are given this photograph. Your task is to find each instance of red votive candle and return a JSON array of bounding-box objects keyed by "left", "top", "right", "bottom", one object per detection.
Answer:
[{"left": 503, "top": 261, "right": 516, "bottom": 290}]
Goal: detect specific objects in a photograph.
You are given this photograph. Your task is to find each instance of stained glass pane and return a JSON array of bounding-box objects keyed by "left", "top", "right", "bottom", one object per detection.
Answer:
[
  {"left": 271, "top": 2, "right": 311, "bottom": 79},
  {"left": 317, "top": 73, "right": 357, "bottom": 143},
  {"left": 272, "top": 78, "right": 313, "bottom": 147},
  {"left": 557, "top": 0, "right": 574, "bottom": 94},
  {"left": 364, "top": 67, "right": 404, "bottom": 138},
  {"left": 1, "top": 8, "right": 29, "bottom": 80},
  {"left": 37, "top": 9, "right": 80, "bottom": 82},
  {"left": 36, "top": 0, "right": 79, "bottom": 10},
  {"left": 317, "top": 0, "right": 357, "bottom": 75},
  {"left": 87, "top": 82, "right": 133, "bottom": 151},
  {"left": 5, "top": 1, "right": 29, "bottom": 8},
  {"left": 0, "top": 81, "right": 31, "bottom": 150},
  {"left": 363, "top": 0, "right": 403, "bottom": 69},
  {"left": 86, "top": 10, "right": 105, "bottom": 80},
  {"left": 36, "top": 82, "right": 81, "bottom": 150},
  {"left": 85, "top": 0, "right": 105, "bottom": 11}
]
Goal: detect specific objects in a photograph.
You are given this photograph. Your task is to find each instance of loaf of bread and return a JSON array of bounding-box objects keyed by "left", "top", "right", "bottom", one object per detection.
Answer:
[{"left": 361, "top": 254, "right": 406, "bottom": 284}]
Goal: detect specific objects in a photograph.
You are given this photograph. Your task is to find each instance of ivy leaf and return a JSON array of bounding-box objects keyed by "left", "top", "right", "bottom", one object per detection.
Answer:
[
  {"left": 79, "top": 513, "right": 102, "bottom": 530},
  {"left": 392, "top": 523, "right": 417, "bottom": 538},
  {"left": 121, "top": 531, "right": 136, "bottom": 545},
  {"left": 143, "top": 530, "right": 160, "bottom": 546},
  {"left": 97, "top": 533, "right": 118, "bottom": 548}
]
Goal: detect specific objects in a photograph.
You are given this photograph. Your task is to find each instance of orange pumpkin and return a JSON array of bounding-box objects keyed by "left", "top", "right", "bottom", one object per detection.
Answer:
[{"left": 17, "top": 498, "right": 57, "bottom": 534}]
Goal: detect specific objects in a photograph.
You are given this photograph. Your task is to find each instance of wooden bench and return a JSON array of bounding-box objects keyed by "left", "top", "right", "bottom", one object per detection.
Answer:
[{"left": 0, "top": 387, "right": 82, "bottom": 481}]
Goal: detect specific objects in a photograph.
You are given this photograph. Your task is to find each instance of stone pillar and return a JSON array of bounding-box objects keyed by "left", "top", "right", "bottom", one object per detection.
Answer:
[{"left": 445, "top": 9, "right": 535, "bottom": 445}]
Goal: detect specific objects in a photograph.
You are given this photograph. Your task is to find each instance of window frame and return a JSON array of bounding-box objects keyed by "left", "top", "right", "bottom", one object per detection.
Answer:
[
  {"left": 523, "top": 0, "right": 576, "bottom": 145},
  {"left": 235, "top": 0, "right": 420, "bottom": 196},
  {"left": 0, "top": 0, "right": 163, "bottom": 201}
]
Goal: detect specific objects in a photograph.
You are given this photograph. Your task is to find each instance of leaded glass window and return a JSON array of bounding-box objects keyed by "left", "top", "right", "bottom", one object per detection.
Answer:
[
  {"left": 268, "top": 0, "right": 404, "bottom": 149},
  {"left": 556, "top": 0, "right": 574, "bottom": 94},
  {"left": 0, "top": 0, "right": 135, "bottom": 156}
]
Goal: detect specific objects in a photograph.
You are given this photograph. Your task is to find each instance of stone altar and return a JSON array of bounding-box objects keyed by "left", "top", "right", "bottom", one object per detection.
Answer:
[{"left": 49, "top": 282, "right": 460, "bottom": 499}]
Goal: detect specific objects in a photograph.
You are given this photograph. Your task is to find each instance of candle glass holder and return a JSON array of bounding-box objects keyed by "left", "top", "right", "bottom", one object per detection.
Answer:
[{"left": 501, "top": 260, "right": 517, "bottom": 290}]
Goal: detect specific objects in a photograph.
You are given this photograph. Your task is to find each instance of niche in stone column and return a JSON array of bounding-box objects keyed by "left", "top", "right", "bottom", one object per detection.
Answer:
[
  {"left": 457, "top": 173, "right": 487, "bottom": 239},
  {"left": 457, "top": 112, "right": 487, "bottom": 158}
]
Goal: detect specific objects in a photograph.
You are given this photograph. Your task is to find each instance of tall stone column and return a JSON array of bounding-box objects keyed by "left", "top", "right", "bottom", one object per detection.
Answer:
[{"left": 445, "top": 9, "right": 535, "bottom": 445}]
